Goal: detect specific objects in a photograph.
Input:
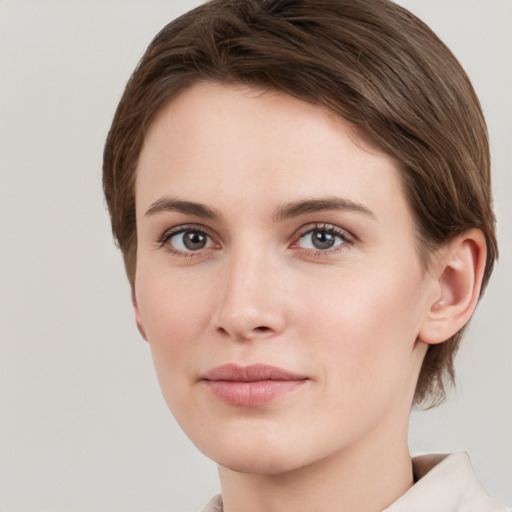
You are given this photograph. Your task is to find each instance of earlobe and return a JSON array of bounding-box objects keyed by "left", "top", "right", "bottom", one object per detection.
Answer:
[
  {"left": 419, "top": 229, "right": 487, "bottom": 345},
  {"left": 132, "top": 288, "right": 149, "bottom": 342}
]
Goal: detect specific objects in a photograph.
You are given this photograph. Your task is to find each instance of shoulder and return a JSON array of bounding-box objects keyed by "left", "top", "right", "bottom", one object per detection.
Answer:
[
  {"left": 200, "top": 494, "right": 223, "bottom": 512},
  {"left": 384, "top": 452, "right": 511, "bottom": 512}
]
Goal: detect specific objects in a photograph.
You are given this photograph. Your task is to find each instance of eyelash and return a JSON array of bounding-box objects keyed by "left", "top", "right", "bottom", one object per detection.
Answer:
[
  {"left": 291, "top": 223, "right": 354, "bottom": 257},
  {"left": 157, "top": 223, "right": 355, "bottom": 258},
  {"left": 157, "top": 225, "right": 216, "bottom": 258}
]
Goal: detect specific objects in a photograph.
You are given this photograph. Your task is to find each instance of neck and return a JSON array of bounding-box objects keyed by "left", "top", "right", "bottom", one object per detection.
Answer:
[{"left": 218, "top": 419, "right": 414, "bottom": 512}]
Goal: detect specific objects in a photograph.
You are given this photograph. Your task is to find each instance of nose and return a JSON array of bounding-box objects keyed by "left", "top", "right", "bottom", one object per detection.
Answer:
[{"left": 212, "top": 247, "right": 287, "bottom": 342}]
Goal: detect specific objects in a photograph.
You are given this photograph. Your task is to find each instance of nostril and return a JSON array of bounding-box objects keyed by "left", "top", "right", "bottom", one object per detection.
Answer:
[{"left": 255, "top": 326, "right": 270, "bottom": 332}]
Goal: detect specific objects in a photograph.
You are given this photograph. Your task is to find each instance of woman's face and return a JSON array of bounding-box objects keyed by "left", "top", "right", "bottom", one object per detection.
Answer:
[{"left": 134, "top": 83, "right": 436, "bottom": 474}]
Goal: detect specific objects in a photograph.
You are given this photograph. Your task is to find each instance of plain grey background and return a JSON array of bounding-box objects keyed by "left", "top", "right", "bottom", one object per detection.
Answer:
[{"left": 0, "top": 1, "right": 510, "bottom": 511}]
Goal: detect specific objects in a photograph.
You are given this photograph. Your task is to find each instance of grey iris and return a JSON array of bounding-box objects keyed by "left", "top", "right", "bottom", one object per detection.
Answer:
[
  {"left": 184, "top": 231, "right": 207, "bottom": 250},
  {"left": 312, "top": 230, "right": 336, "bottom": 250}
]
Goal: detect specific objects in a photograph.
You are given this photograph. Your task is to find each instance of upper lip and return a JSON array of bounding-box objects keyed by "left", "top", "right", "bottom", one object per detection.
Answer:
[{"left": 202, "top": 364, "right": 307, "bottom": 382}]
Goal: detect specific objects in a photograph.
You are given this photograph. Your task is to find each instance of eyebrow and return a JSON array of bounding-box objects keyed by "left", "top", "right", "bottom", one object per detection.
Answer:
[
  {"left": 272, "top": 197, "right": 375, "bottom": 222},
  {"left": 145, "top": 197, "right": 222, "bottom": 219},
  {"left": 145, "top": 196, "right": 375, "bottom": 222}
]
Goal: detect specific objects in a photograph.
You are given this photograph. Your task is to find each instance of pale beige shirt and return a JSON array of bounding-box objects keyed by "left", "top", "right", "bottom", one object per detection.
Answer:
[{"left": 201, "top": 452, "right": 510, "bottom": 512}]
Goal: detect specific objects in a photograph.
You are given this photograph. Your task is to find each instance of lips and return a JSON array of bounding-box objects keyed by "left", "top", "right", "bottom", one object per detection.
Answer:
[{"left": 202, "top": 364, "right": 308, "bottom": 407}]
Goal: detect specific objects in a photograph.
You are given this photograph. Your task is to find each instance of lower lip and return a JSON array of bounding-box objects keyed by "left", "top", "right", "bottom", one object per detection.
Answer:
[{"left": 204, "top": 380, "right": 307, "bottom": 407}]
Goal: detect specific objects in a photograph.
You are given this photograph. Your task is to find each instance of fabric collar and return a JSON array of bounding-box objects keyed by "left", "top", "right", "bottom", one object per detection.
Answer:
[{"left": 201, "top": 452, "right": 509, "bottom": 512}]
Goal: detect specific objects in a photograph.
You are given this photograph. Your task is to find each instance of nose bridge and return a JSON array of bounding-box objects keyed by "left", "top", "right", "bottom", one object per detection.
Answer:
[{"left": 214, "top": 241, "right": 286, "bottom": 340}]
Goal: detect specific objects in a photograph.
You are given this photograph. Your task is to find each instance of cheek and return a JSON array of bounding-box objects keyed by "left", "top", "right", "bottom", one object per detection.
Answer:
[
  {"left": 137, "top": 265, "right": 213, "bottom": 342},
  {"left": 299, "top": 263, "right": 426, "bottom": 396},
  {"left": 135, "top": 267, "right": 217, "bottom": 397}
]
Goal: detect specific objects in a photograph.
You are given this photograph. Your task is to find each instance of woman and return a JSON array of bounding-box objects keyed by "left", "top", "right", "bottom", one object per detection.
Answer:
[{"left": 103, "top": 0, "right": 508, "bottom": 510}]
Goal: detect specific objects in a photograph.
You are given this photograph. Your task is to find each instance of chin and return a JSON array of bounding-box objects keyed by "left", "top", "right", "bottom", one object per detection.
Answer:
[
  {"left": 179, "top": 417, "right": 294, "bottom": 473},
  {"left": 189, "top": 419, "right": 333, "bottom": 476},
  {"left": 211, "top": 443, "right": 309, "bottom": 476}
]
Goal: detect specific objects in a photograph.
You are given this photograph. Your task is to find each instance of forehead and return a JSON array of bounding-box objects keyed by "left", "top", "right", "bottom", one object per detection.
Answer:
[{"left": 136, "top": 82, "right": 409, "bottom": 224}]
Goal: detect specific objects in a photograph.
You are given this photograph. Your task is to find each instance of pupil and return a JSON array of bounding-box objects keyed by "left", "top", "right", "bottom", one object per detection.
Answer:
[
  {"left": 313, "top": 230, "right": 335, "bottom": 249},
  {"left": 184, "top": 231, "right": 206, "bottom": 250}
]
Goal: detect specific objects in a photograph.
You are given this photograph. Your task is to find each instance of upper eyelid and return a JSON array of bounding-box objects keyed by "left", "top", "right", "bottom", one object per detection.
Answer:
[
  {"left": 292, "top": 222, "right": 355, "bottom": 242},
  {"left": 160, "top": 223, "right": 215, "bottom": 240},
  {"left": 156, "top": 225, "right": 217, "bottom": 253},
  {"left": 157, "top": 225, "right": 219, "bottom": 258}
]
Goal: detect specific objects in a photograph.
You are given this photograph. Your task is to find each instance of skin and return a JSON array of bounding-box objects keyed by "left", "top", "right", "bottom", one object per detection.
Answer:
[{"left": 133, "top": 82, "right": 485, "bottom": 512}]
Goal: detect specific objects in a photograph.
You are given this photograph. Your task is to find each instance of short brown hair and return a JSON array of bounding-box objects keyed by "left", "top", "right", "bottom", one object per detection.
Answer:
[{"left": 103, "top": 0, "right": 497, "bottom": 407}]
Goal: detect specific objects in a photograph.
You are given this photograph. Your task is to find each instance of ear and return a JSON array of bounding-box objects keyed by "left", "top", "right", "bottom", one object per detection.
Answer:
[
  {"left": 132, "top": 288, "right": 148, "bottom": 342},
  {"left": 418, "top": 229, "right": 487, "bottom": 345}
]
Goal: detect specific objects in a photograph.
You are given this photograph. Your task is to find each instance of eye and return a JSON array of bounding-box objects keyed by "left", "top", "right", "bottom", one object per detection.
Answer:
[
  {"left": 295, "top": 224, "right": 352, "bottom": 251},
  {"left": 161, "top": 227, "right": 215, "bottom": 253}
]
